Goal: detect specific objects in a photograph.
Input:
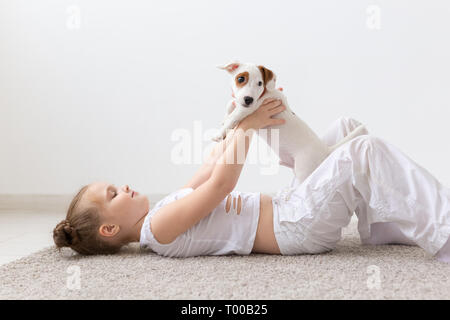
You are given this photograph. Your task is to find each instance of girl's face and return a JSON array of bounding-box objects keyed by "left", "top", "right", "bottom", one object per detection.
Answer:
[{"left": 82, "top": 181, "right": 150, "bottom": 243}]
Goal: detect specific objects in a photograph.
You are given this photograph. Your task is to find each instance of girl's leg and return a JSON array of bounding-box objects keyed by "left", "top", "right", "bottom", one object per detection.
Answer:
[
  {"left": 321, "top": 117, "right": 369, "bottom": 147},
  {"left": 275, "top": 117, "right": 368, "bottom": 253},
  {"left": 436, "top": 237, "right": 450, "bottom": 262},
  {"left": 287, "top": 117, "right": 368, "bottom": 189},
  {"left": 363, "top": 222, "right": 416, "bottom": 246},
  {"left": 276, "top": 135, "right": 450, "bottom": 261},
  {"left": 322, "top": 120, "right": 434, "bottom": 248},
  {"left": 348, "top": 136, "right": 450, "bottom": 259}
]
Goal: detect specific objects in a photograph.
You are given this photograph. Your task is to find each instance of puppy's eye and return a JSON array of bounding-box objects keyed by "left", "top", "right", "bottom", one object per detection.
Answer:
[
  {"left": 258, "top": 81, "right": 263, "bottom": 86},
  {"left": 237, "top": 77, "right": 245, "bottom": 83}
]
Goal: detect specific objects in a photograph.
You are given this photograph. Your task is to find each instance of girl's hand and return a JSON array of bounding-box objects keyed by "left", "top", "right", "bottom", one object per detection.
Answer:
[{"left": 240, "top": 98, "right": 286, "bottom": 130}]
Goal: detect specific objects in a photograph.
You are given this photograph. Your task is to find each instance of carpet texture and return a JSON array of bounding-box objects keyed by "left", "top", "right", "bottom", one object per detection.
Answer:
[{"left": 1, "top": 218, "right": 450, "bottom": 299}]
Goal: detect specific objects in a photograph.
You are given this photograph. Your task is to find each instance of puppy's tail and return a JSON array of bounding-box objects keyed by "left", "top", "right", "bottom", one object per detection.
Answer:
[{"left": 328, "top": 124, "right": 368, "bottom": 153}]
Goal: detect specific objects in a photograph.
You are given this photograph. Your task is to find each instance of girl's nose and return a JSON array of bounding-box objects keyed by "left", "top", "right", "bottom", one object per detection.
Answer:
[{"left": 122, "top": 185, "right": 130, "bottom": 193}]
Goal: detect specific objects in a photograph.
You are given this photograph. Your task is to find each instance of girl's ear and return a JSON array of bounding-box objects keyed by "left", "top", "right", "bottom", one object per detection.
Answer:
[
  {"left": 98, "top": 224, "right": 120, "bottom": 237},
  {"left": 217, "top": 61, "right": 241, "bottom": 73}
]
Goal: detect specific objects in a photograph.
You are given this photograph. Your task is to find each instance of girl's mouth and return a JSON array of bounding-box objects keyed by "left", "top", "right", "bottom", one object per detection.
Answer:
[{"left": 132, "top": 191, "right": 135, "bottom": 198}]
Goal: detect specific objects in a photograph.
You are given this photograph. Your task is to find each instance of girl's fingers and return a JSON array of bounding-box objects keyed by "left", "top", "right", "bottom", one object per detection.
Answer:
[
  {"left": 270, "top": 118, "right": 286, "bottom": 126},
  {"left": 269, "top": 104, "right": 286, "bottom": 115},
  {"left": 264, "top": 100, "right": 283, "bottom": 111},
  {"left": 262, "top": 98, "right": 278, "bottom": 106}
]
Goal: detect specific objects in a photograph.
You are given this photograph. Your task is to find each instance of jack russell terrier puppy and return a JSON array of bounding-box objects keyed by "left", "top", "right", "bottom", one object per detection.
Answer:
[{"left": 213, "top": 61, "right": 367, "bottom": 183}]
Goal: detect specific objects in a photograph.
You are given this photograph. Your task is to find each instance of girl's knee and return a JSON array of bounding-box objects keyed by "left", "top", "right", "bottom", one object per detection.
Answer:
[
  {"left": 350, "top": 135, "right": 381, "bottom": 150},
  {"left": 334, "top": 117, "right": 369, "bottom": 138},
  {"left": 360, "top": 135, "right": 384, "bottom": 148},
  {"left": 337, "top": 117, "right": 364, "bottom": 130}
]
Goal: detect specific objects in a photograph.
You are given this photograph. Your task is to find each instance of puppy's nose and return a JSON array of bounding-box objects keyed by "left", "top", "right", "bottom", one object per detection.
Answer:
[{"left": 244, "top": 96, "right": 254, "bottom": 106}]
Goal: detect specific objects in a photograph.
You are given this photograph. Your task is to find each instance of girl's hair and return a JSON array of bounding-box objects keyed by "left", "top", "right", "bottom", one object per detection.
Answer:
[{"left": 53, "top": 185, "right": 123, "bottom": 255}]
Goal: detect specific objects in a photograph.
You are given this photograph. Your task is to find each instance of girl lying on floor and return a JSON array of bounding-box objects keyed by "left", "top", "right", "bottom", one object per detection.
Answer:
[{"left": 53, "top": 98, "right": 450, "bottom": 263}]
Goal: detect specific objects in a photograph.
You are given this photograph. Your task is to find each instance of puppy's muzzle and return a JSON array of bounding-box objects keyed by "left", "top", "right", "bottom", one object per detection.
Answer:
[{"left": 244, "top": 96, "right": 254, "bottom": 106}]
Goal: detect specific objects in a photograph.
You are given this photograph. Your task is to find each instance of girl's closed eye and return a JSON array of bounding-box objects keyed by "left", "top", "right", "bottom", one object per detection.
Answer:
[{"left": 112, "top": 190, "right": 117, "bottom": 198}]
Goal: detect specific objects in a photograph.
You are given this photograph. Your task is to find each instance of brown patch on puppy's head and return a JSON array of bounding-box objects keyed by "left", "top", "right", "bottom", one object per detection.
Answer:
[
  {"left": 258, "top": 66, "right": 274, "bottom": 85},
  {"left": 235, "top": 72, "right": 249, "bottom": 88}
]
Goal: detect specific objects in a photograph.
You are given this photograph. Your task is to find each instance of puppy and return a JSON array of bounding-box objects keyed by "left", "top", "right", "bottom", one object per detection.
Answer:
[{"left": 213, "top": 61, "right": 367, "bottom": 183}]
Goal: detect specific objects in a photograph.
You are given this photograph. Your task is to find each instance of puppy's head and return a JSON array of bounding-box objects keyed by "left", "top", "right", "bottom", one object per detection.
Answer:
[{"left": 217, "top": 61, "right": 277, "bottom": 107}]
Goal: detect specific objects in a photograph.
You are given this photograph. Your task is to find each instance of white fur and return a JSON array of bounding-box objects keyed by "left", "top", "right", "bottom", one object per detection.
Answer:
[{"left": 214, "top": 61, "right": 367, "bottom": 183}]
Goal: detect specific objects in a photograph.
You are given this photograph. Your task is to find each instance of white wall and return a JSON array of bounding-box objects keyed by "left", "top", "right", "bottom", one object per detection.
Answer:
[{"left": 1, "top": 0, "right": 450, "bottom": 195}]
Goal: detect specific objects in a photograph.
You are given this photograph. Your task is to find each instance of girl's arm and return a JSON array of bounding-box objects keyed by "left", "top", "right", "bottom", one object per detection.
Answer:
[
  {"left": 151, "top": 99, "right": 286, "bottom": 244},
  {"left": 209, "top": 104, "right": 281, "bottom": 191},
  {"left": 182, "top": 97, "right": 284, "bottom": 190},
  {"left": 181, "top": 127, "right": 237, "bottom": 190}
]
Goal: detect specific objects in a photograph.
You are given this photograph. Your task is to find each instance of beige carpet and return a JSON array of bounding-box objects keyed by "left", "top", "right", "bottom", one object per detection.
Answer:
[{"left": 1, "top": 218, "right": 450, "bottom": 299}]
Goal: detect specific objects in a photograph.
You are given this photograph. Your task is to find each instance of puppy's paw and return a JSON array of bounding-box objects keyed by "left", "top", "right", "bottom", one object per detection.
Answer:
[
  {"left": 230, "top": 120, "right": 240, "bottom": 130},
  {"left": 212, "top": 131, "right": 226, "bottom": 142}
]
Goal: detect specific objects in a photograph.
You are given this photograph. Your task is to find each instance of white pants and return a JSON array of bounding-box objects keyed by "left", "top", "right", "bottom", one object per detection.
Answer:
[{"left": 272, "top": 117, "right": 450, "bottom": 260}]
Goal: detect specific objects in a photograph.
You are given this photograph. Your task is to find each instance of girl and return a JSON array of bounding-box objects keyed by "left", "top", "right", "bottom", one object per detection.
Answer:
[{"left": 53, "top": 98, "right": 450, "bottom": 263}]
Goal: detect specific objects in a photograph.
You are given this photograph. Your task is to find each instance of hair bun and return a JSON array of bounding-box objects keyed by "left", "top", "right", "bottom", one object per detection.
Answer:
[{"left": 53, "top": 219, "right": 80, "bottom": 247}]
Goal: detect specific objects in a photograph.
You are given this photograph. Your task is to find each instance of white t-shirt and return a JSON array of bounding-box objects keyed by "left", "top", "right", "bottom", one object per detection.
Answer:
[{"left": 140, "top": 187, "right": 261, "bottom": 257}]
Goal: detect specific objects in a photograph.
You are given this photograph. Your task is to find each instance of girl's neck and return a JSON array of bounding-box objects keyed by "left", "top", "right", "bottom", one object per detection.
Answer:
[{"left": 125, "top": 212, "right": 148, "bottom": 244}]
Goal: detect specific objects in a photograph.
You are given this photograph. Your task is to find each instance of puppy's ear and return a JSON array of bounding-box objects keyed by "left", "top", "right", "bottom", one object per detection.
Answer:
[
  {"left": 258, "top": 65, "right": 275, "bottom": 84},
  {"left": 217, "top": 61, "right": 241, "bottom": 73}
]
